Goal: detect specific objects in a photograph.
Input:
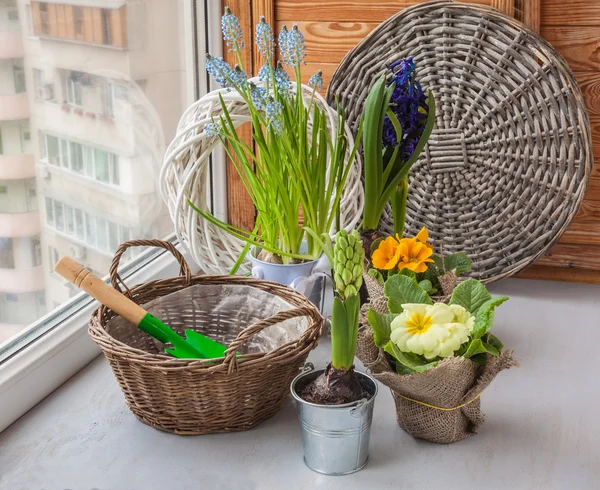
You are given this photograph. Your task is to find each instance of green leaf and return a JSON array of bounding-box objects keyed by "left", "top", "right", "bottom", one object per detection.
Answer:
[
  {"left": 384, "top": 274, "right": 432, "bottom": 314},
  {"left": 463, "top": 338, "right": 500, "bottom": 358},
  {"left": 384, "top": 342, "right": 438, "bottom": 373},
  {"left": 487, "top": 333, "right": 504, "bottom": 352},
  {"left": 370, "top": 237, "right": 384, "bottom": 255},
  {"left": 418, "top": 279, "right": 435, "bottom": 294},
  {"left": 443, "top": 253, "right": 472, "bottom": 275},
  {"left": 449, "top": 279, "right": 492, "bottom": 315},
  {"left": 368, "top": 268, "right": 385, "bottom": 284},
  {"left": 367, "top": 308, "right": 395, "bottom": 348},
  {"left": 471, "top": 296, "right": 509, "bottom": 339},
  {"left": 330, "top": 296, "right": 349, "bottom": 370},
  {"left": 398, "top": 268, "right": 417, "bottom": 280},
  {"left": 463, "top": 339, "right": 488, "bottom": 358}
]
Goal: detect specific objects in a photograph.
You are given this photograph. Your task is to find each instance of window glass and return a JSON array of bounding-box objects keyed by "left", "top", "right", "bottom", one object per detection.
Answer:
[
  {"left": 95, "top": 149, "right": 110, "bottom": 183},
  {"left": 69, "top": 142, "right": 83, "bottom": 174},
  {"left": 46, "top": 135, "right": 59, "bottom": 164},
  {"left": 0, "top": 0, "right": 195, "bottom": 352}
]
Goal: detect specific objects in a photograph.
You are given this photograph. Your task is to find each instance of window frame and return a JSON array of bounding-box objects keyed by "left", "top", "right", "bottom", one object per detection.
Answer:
[{"left": 0, "top": 0, "right": 211, "bottom": 432}]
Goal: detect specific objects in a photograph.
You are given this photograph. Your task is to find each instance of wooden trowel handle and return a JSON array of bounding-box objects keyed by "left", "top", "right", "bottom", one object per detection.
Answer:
[{"left": 54, "top": 256, "right": 148, "bottom": 325}]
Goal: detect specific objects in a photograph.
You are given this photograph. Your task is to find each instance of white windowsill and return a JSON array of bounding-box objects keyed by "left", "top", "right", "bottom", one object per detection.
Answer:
[
  {"left": 0, "top": 240, "right": 199, "bottom": 432},
  {"left": 0, "top": 278, "right": 599, "bottom": 488}
]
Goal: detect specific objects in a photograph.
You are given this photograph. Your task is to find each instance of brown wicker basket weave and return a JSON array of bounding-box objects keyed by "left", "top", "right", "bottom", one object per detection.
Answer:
[
  {"left": 327, "top": 0, "right": 593, "bottom": 283},
  {"left": 89, "top": 239, "right": 324, "bottom": 435}
]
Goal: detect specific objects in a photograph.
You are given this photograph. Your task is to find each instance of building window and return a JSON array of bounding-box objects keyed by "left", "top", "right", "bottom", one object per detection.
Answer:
[
  {"left": 0, "top": 186, "right": 7, "bottom": 195},
  {"left": 8, "top": 10, "right": 19, "bottom": 21},
  {"left": 44, "top": 134, "right": 120, "bottom": 186},
  {"left": 39, "top": 2, "right": 48, "bottom": 34},
  {"left": 73, "top": 6, "right": 83, "bottom": 35},
  {"left": 45, "top": 198, "right": 132, "bottom": 254},
  {"left": 48, "top": 246, "right": 59, "bottom": 274},
  {"left": 13, "top": 63, "right": 26, "bottom": 94},
  {"left": 5, "top": 294, "right": 18, "bottom": 302},
  {"left": 67, "top": 73, "right": 83, "bottom": 107},
  {"left": 32, "top": 238, "right": 42, "bottom": 267},
  {"left": 101, "top": 9, "right": 112, "bottom": 45}
]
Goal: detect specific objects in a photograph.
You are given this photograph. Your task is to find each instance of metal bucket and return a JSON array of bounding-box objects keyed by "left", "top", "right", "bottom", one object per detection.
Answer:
[{"left": 290, "top": 365, "right": 378, "bottom": 475}]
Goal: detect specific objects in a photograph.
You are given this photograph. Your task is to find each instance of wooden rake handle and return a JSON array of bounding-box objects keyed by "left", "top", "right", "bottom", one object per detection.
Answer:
[{"left": 55, "top": 256, "right": 148, "bottom": 326}]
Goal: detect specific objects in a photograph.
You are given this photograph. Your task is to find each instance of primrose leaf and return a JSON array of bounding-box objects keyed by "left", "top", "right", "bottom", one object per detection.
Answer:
[
  {"left": 384, "top": 274, "right": 432, "bottom": 314},
  {"left": 418, "top": 279, "right": 435, "bottom": 294},
  {"left": 443, "top": 253, "right": 472, "bottom": 276},
  {"left": 398, "top": 268, "right": 417, "bottom": 280},
  {"left": 370, "top": 237, "right": 384, "bottom": 255},
  {"left": 471, "top": 296, "right": 509, "bottom": 339},
  {"left": 384, "top": 342, "right": 438, "bottom": 373},
  {"left": 463, "top": 338, "right": 500, "bottom": 358},
  {"left": 368, "top": 268, "right": 385, "bottom": 284},
  {"left": 449, "top": 279, "right": 492, "bottom": 315},
  {"left": 486, "top": 333, "right": 504, "bottom": 352},
  {"left": 367, "top": 308, "right": 395, "bottom": 348}
]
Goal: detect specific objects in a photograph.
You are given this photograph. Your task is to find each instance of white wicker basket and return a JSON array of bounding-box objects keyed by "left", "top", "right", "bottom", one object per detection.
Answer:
[{"left": 160, "top": 78, "right": 364, "bottom": 274}]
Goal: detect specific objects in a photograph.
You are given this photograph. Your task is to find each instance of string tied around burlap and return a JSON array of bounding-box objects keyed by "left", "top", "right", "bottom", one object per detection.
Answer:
[{"left": 394, "top": 391, "right": 482, "bottom": 411}]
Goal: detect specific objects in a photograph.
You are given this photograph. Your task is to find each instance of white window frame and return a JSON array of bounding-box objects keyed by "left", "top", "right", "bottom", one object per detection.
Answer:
[{"left": 0, "top": 0, "right": 216, "bottom": 433}]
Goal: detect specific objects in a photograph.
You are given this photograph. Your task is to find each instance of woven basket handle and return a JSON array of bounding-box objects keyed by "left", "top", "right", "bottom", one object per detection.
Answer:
[
  {"left": 109, "top": 239, "right": 192, "bottom": 295},
  {"left": 223, "top": 307, "right": 313, "bottom": 371}
]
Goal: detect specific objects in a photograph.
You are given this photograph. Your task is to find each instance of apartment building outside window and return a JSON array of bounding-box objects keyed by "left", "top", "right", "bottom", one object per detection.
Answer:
[
  {"left": 31, "top": 2, "right": 126, "bottom": 48},
  {"left": 45, "top": 134, "right": 120, "bottom": 186},
  {"left": 38, "top": 1, "right": 47, "bottom": 34},
  {"left": 73, "top": 5, "right": 82, "bottom": 35},
  {"left": 101, "top": 9, "right": 111, "bottom": 46}
]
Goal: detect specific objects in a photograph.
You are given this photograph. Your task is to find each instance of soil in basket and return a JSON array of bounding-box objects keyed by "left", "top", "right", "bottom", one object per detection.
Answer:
[{"left": 300, "top": 364, "right": 371, "bottom": 405}]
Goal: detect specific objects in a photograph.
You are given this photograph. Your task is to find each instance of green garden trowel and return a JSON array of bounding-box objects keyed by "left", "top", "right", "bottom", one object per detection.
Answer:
[{"left": 55, "top": 256, "right": 227, "bottom": 359}]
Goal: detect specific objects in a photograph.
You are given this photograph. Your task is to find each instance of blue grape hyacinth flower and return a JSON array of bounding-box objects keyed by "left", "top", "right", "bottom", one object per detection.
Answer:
[
  {"left": 222, "top": 6, "right": 243, "bottom": 51},
  {"left": 383, "top": 57, "right": 428, "bottom": 160},
  {"left": 255, "top": 16, "right": 274, "bottom": 57}
]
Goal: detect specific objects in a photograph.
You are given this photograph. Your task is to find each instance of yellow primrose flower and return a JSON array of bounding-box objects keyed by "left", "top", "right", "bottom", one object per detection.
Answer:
[
  {"left": 414, "top": 226, "right": 432, "bottom": 248},
  {"left": 390, "top": 303, "right": 473, "bottom": 360},
  {"left": 396, "top": 238, "right": 434, "bottom": 273},
  {"left": 371, "top": 236, "right": 402, "bottom": 270},
  {"left": 449, "top": 304, "right": 475, "bottom": 333}
]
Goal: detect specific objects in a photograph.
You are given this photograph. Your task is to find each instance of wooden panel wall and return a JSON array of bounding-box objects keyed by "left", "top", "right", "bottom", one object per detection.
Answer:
[{"left": 226, "top": 0, "right": 600, "bottom": 283}]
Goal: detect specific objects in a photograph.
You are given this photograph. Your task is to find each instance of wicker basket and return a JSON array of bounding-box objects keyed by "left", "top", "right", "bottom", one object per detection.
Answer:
[
  {"left": 328, "top": 0, "right": 593, "bottom": 283},
  {"left": 89, "top": 240, "right": 324, "bottom": 435}
]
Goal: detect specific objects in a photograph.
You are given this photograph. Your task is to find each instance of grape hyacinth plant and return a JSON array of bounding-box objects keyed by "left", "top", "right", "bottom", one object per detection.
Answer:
[
  {"left": 361, "top": 58, "right": 436, "bottom": 244},
  {"left": 191, "top": 9, "right": 361, "bottom": 272}
]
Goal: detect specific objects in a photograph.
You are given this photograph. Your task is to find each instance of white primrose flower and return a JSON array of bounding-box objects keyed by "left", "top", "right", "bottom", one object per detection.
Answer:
[{"left": 390, "top": 303, "right": 474, "bottom": 360}]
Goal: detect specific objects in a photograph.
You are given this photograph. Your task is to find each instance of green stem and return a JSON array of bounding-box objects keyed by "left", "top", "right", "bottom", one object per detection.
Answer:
[{"left": 392, "top": 178, "right": 408, "bottom": 237}]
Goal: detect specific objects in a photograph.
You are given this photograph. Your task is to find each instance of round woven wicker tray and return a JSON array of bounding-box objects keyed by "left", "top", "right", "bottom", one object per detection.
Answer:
[{"left": 328, "top": 0, "right": 593, "bottom": 283}]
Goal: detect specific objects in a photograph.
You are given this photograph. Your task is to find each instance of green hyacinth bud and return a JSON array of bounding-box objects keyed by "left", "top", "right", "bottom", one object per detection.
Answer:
[
  {"left": 342, "top": 268, "right": 353, "bottom": 285},
  {"left": 337, "top": 235, "right": 349, "bottom": 250},
  {"left": 333, "top": 229, "right": 365, "bottom": 298}
]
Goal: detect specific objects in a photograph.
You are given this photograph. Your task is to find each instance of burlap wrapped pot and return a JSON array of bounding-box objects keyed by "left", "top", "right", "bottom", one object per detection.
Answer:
[{"left": 357, "top": 267, "right": 518, "bottom": 443}]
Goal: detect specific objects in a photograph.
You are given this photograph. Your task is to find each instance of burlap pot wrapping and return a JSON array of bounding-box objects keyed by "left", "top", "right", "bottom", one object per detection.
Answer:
[
  {"left": 376, "top": 350, "right": 517, "bottom": 443},
  {"left": 358, "top": 267, "right": 518, "bottom": 443}
]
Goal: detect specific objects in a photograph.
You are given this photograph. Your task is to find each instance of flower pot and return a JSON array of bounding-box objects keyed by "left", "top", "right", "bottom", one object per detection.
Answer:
[
  {"left": 250, "top": 243, "right": 320, "bottom": 287},
  {"left": 290, "top": 366, "right": 378, "bottom": 475}
]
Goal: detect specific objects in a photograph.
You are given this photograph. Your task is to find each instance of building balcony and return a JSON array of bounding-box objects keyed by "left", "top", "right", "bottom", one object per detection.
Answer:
[
  {"left": 0, "top": 266, "right": 45, "bottom": 294},
  {"left": 0, "top": 211, "right": 41, "bottom": 237},
  {"left": 0, "top": 31, "right": 24, "bottom": 60},
  {"left": 36, "top": 101, "right": 134, "bottom": 154},
  {"left": 0, "top": 153, "right": 35, "bottom": 180},
  {"left": 0, "top": 92, "right": 29, "bottom": 121}
]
